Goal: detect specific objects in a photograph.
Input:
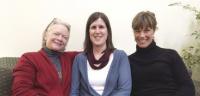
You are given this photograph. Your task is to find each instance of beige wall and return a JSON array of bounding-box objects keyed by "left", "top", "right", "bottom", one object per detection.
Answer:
[{"left": 0, "top": 0, "right": 198, "bottom": 57}]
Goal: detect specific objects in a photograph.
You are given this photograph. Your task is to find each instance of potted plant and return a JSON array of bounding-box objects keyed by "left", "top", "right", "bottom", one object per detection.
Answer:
[{"left": 169, "top": 2, "right": 200, "bottom": 77}]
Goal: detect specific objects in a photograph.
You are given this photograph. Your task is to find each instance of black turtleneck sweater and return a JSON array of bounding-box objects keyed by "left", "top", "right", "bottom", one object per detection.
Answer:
[
  {"left": 44, "top": 47, "right": 62, "bottom": 79},
  {"left": 128, "top": 41, "right": 195, "bottom": 96}
]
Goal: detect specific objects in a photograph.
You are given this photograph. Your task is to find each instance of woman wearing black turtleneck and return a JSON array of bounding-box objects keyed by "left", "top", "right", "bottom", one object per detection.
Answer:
[{"left": 128, "top": 11, "right": 195, "bottom": 96}]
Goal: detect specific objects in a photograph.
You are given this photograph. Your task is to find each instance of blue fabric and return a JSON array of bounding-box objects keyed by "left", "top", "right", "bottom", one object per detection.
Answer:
[{"left": 70, "top": 49, "right": 132, "bottom": 96}]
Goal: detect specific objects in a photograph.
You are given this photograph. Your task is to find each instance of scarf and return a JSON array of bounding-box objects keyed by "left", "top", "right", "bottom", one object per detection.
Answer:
[{"left": 87, "top": 49, "right": 114, "bottom": 70}]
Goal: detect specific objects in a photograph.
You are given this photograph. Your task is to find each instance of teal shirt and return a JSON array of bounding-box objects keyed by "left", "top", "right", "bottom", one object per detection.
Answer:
[{"left": 44, "top": 47, "right": 62, "bottom": 79}]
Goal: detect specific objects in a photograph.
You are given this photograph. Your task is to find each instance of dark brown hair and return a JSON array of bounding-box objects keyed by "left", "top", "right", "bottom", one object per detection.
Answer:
[
  {"left": 84, "top": 12, "right": 115, "bottom": 53},
  {"left": 132, "top": 11, "right": 157, "bottom": 31}
]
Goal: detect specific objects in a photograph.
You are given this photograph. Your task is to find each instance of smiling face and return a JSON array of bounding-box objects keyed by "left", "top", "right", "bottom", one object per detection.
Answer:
[
  {"left": 132, "top": 11, "right": 157, "bottom": 48},
  {"left": 84, "top": 12, "right": 114, "bottom": 53},
  {"left": 134, "top": 27, "right": 155, "bottom": 48},
  {"left": 44, "top": 24, "right": 70, "bottom": 52},
  {"left": 89, "top": 18, "right": 108, "bottom": 48}
]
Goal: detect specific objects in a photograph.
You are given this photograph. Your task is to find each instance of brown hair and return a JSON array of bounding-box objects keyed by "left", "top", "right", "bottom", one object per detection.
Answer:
[
  {"left": 132, "top": 11, "right": 157, "bottom": 31},
  {"left": 84, "top": 12, "right": 115, "bottom": 53},
  {"left": 42, "top": 18, "right": 71, "bottom": 48}
]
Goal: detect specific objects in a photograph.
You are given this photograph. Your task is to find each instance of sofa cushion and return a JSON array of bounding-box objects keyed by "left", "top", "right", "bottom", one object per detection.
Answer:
[
  {"left": 0, "top": 67, "right": 12, "bottom": 96},
  {"left": 0, "top": 57, "right": 18, "bottom": 96},
  {"left": 194, "top": 80, "right": 200, "bottom": 96},
  {"left": 0, "top": 57, "right": 18, "bottom": 69}
]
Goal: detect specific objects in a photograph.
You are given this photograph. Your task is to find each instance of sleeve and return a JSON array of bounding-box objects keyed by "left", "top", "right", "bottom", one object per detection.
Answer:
[
  {"left": 111, "top": 51, "right": 132, "bottom": 96},
  {"left": 12, "top": 54, "right": 47, "bottom": 96},
  {"left": 128, "top": 56, "right": 135, "bottom": 96},
  {"left": 70, "top": 55, "right": 80, "bottom": 96},
  {"left": 170, "top": 50, "right": 195, "bottom": 96},
  {"left": 68, "top": 52, "right": 80, "bottom": 59}
]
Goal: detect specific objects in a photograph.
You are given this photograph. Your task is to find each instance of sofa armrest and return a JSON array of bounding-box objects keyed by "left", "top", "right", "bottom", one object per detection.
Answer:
[
  {"left": 0, "top": 57, "right": 18, "bottom": 96},
  {"left": 194, "top": 80, "right": 200, "bottom": 96}
]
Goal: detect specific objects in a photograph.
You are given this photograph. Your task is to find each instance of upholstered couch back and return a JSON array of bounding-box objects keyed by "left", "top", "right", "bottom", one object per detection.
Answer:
[{"left": 0, "top": 57, "right": 18, "bottom": 96}]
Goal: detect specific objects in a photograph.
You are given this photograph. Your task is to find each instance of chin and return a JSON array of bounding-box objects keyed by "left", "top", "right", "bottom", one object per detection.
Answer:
[
  {"left": 93, "top": 43, "right": 105, "bottom": 47},
  {"left": 52, "top": 47, "right": 64, "bottom": 51},
  {"left": 138, "top": 44, "right": 148, "bottom": 48}
]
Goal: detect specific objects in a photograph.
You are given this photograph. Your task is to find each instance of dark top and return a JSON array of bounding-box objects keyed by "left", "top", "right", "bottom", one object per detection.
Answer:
[
  {"left": 128, "top": 41, "right": 195, "bottom": 96},
  {"left": 44, "top": 47, "right": 62, "bottom": 79}
]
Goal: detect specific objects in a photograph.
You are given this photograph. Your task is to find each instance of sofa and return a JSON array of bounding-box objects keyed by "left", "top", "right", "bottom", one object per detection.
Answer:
[
  {"left": 0, "top": 57, "right": 200, "bottom": 96},
  {"left": 0, "top": 57, "right": 18, "bottom": 96}
]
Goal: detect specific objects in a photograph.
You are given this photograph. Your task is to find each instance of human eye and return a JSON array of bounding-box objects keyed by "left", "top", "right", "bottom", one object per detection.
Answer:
[
  {"left": 144, "top": 29, "right": 150, "bottom": 32},
  {"left": 99, "top": 25, "right": 105, "bottom": 29},
  {"left": 90, "top": 25, "right": 96, "bottom": 30},
  {"left": 63, "top": 35, "right": 69, "bottom": 40},
  {"left": 143, "top": 28, "right": 151, "bottom": 32},
  {"left": 53, "top": 32, "right": 60, "bottom": 36},
  {"left": 134, "top": 30, "right": 140, "bottom": 33}
]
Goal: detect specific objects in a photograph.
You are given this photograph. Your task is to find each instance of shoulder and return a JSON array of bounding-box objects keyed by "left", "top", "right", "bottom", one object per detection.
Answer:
[
  {"left": 63, "top": 51, "right": 80, "bottom": 58},
  {"left": 76, "top": 52, "right": 86, "bottom": 57},
  {"left": 128, "top": 52, "right": 136, "bottom": 59},
  {"left": 113, "top": 49, "right": 127, "bottom": 56},
  {"left": 18, "top": 49, "right": 47, "bottom": 63},
  {"left": 21, "top": 51, "right": 40, "bottom": 59},
  {"left": 72, "top": 52, "right": 87, "bottom": 68},
  {"left": 73, "top": 52, "right": 87, "bottom": 61},
  {"left": 113, "top": 49, "right": 128, "bottom": 59},
  {"left": 16, "top": 51, "right": 41, "bottom": 67},
  {"left": 20, "top": 48, "right": 46, "bottom": 58},
  {"left": 159, "top": 47, "right": 179, "bottom": 56},
  {"left": 157, "top": 47, "right": 182, "bottom": 62}
]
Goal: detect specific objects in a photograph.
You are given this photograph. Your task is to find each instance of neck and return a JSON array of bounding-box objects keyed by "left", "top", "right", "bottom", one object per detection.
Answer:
[
  {"left": 87, "top": 44, "right": 113, "bottom": 70},
  {"left": 43, "top": 47, "right": 61, "bottom": 56},
  {"left": 92, "top": 45, "right": 107, "bottom": 60},
  {"left": 136, "top": 40, "right": 157, "bottom": 54},
  {"left": 93, "top": 44, "right": 106, "bottom": 54}
]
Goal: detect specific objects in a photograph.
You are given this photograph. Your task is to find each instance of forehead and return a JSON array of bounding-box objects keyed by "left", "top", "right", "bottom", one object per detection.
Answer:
[
  {"left": 48, "top": 24, "right": 69, "bottom": 32},
  {"left": 134, "top": 22, "right": 152, "bottom": 29},
  {"left": 90, "top": 18, "right": 106, "bottom": 26},
  {"left": 137, "top": 26, "right": 152, "bottom": 30}
]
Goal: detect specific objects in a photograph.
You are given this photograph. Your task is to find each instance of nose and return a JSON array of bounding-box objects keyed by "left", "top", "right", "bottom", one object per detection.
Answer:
[
  {"left": 57, "top": 35, "right": 64, "bottom": 41},
  {"left": 94, "top": 27, "right": 101, "bottom": 34},
  {"left": 138, "top": 31, "right": 145, "bottom": 37}
]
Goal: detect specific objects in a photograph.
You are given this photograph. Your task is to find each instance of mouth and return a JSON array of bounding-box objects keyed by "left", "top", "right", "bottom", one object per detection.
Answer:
[
  {"left": 54, "top": 41, "right": 64, "bottom": 46},
  {"left": 138, "top": 39, "right": 146, "bottom": 43},
  {"left": 94, "top": 35, "right": 103, "bottom": 39}
]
